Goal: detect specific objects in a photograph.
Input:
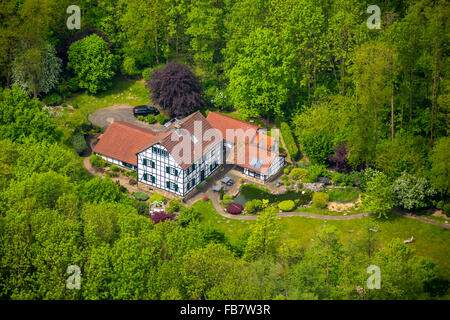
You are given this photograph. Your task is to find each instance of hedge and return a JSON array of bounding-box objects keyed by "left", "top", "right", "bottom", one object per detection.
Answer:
[{"left": 280, "top": 122, "right": 300, "bottom": 160}]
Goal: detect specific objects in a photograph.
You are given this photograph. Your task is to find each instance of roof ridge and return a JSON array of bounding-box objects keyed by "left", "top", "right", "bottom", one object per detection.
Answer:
[
  {"left": 110, "top": 121, "right": 156, "bottom": 135},
  {"left": 207, "top": 111, "right": 261, "bottom": 129}
]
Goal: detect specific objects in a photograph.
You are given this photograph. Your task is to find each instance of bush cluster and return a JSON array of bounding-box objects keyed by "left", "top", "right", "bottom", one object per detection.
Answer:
[
  {"left": 43, "top": 93, "right": 62, "bottom": 106},
  {"left": 134, "top": 192, "right": 150, "bottom": 201},
  {"left": 278, "top": 200, "right": 296, "bottom": 212},
  {"left": 312, "top": 192, "right": 329, "bottom": 208},
  {"left": 146, "top": 114, "right": 156, "bottom": 124},
  {"left": 149, "top": 193, "right": 165, "bottom": 203}
]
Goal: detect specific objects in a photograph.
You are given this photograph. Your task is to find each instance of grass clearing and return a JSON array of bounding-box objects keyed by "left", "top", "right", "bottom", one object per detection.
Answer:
[
  {"left": 192, "top": 200, "right": 450, "bottom": 281},
  {"left": 67, "top": 77, "right": 149, "bottom": 114},
  {"left": 59, "top": 78, "right": 149, "bottom": 129}
]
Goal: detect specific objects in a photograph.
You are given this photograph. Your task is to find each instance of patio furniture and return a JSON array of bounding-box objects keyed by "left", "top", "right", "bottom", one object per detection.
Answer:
[
  {"left": 221, "top": 176, "right": 233, "bottom": 186},
  {"left": 212, "top": 184, "right": 223, "bottom": 192}
]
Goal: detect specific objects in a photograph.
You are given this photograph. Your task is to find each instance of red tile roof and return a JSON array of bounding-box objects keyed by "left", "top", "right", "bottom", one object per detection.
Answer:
[
  {"left": 93, "top": 121, "right": 156, "bottom": 166},
  {"left": 137, "top": 111, "right": 222, "bottom": 170},
  {"left": 206, "top": 112, "right": 260, "bottom": 143},
  {"left": 253, "top": 132, "right": 276, "bottom": 152},
  {"left": 226, "top": 142, "right": 278, "bottom": 174}
]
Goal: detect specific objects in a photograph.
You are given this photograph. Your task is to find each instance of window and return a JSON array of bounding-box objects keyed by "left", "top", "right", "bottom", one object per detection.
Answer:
[
  {"left": 174, "top": 184, "right": 178, "bottom": 192},
  {"left": 174, "top": 169, "right": 178, "bottom": 177},
  {"left": 166, "top": 181, "right": 170, "bottom": 189},
  {"left": 143, "top": 158, "right": 147, "bottom": 166},
  {"left": 143, "top": 173, "right": 148, "bottom": 181},
  {"left": 151, "top": 161, "right": 155, "bottom": 168},
  {"left": 151, "top": 175, "right": 155, "bottom": 184},
  {"left": 166, "top": 166, "right": 170, "bottom": 174}
]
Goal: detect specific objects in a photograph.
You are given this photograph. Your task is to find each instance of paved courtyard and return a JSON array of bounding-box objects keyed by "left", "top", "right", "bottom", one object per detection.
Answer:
[{"left": 89, "top": 104, "right": 166, "bottom": 132}]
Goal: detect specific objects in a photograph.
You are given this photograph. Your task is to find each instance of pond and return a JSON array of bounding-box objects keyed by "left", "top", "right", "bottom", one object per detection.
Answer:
[{"left": 233, "top": 184, "right": 312, "bottom": 206}]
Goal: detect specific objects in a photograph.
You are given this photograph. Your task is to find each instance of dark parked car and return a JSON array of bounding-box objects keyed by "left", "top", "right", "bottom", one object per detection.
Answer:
[{"left": 133, "top": 105, "right": 159, "bottom": 117}]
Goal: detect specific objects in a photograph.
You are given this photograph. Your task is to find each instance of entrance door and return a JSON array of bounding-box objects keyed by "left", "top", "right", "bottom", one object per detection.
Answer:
[{"left": 200, "top": 170, "right": 205, "bottom": 181}]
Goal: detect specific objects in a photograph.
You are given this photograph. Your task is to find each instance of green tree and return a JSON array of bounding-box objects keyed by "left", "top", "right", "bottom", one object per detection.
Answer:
[
  {"left": 244, "top": 210, "right": 281, "bottom": 261},
  {"left": 67, "top": 34, "right": 116, "bottom": 94},
  {"left": 361, "top": 171, "right": 394, "bottom": 218},
  {"left": 428, "top": 136, "right": 450, "bottom": 196},
  {"left": 12, "top": 43, "right": 62, "bottom": 98},
  {"left": 226, "top": 27, "right": 295, "bottom": 119},
  {"left": 349, "top": 41, "right": 400, "bottom": 168},
  {"left": 0, "top": 87, "right": 58, "bottom": 142}
]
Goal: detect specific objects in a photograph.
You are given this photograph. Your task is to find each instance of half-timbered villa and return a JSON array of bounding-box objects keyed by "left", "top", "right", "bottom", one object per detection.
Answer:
[{"left": 93, "top": 111, "right": 285, "bottom": 196}]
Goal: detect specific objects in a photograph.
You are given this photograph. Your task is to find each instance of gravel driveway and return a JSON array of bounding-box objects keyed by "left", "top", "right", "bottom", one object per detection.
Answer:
[{"left": 89, "top": 105, "right": 165, "bottom": 132}]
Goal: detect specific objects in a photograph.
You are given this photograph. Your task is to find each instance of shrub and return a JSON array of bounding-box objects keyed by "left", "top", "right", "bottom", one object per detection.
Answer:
[
  {"left": 43, "top": 93, "right": 62, "bottom": 106},
  {"left": 301, "top": 131, "right": 334, "bottom": 165},
  {"left": 244, "top": 201, "right": 255, "bottom": 213},
  {"left": 142, "top": 67, "right": 153, "bottom": 81},
  {"left": 391, "top": 172, "right": 437, "bottom": 210},
  {"left": 138, "top": 115, "right": 144, "bottom": 121},
  {"left": 443, "top": 204, "right": 450, "bottom": 217},
  {"left": 284, "top": 165, "right": 294, "bottom": 175},
  {"left": 134, "top": 192, "right": 150, "bottom": 201},
  {"left": 329, "top": 142, "right": 351, "bottom": 173},
  {"left": 359, "top": 168, "right": 380, "bottom": 191},
  {"left": 67, "top": 77, "right": 80, "bottom": 92},
  {"left": 72, "top": 134, "right": 87, "bottom": 155},
  {"left": 226, "top": 203, "right": 244, "bottom": 214},
  {"left": 151, "top": 211, "right": 174, "bottom": 224},
  {"left": 146, "top": 114, "right": 156, "bottom": 124},
  {"left": 129, "top": 178, "right": 137, "bottom": 186},
  {"left": 291, "top": 168, "right": 309, "bottom": 181},
  {"left": 121, "top": 56, "right": 139, "bottom": 76},
  {"left": 62, "top": 103, "right": 67, "bottom": 107},
  {"left": 280, "top": 122, "right": 300, "bottom": 160},
  {"left": 312, "top": 192, "right": 329, "bottom": 208},
  {"left": 167, "top": 199, "right": 181, "bottom": 213},
  {"left": 196, "top": 183, "right": 203, "bottom": 191},
  {"left": 176, "top": 207, "right": 199, "bottom": 226},
  {"left": 149, "top": 193, "right": 165, "bottom": 203},
  {"left": 306, "top": 164, "right": 329, "bottom": 183},
  {"left": 72, "top": 103, "right": 79, "bottom": 109},
  {"left": 436, "top": 200, "right": 444, "bottom": 210},
  {"left": 222, "top": 195, "right": 233, "bottom": 207},
  {"left": 133, "top": 201, "right": 149, "bottom": 216},
  {"left": 157, "top": 113, "right": 166, "bottom": 124},
  {"left": 278, "top": 200, "right": 296, "bottom": 212},
  {"left": 252, "top": 199, "right": 263, "bottom": 211},
  {"left": 205, "top": 176, "right": 211, "bottom": 182},
  {"left": 110, "top": 165, "right": 120, "bottom": 172},
  {"left": 89, "top": 154, "right": 105, "bottom": 168}
]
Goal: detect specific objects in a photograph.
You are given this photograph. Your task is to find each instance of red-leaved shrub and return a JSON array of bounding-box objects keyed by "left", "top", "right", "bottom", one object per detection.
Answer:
[
  {"left": 226, "top": 203, "right": 243, "bottom": 214},
  {"left": 151, "top": 211, "right": 174, "bottom": 224}
]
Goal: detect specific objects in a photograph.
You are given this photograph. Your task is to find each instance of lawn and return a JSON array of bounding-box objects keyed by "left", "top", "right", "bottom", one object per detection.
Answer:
[
  {"left": 67, "top": 77, "right": 149, "bottom": 114},
  {"left": 192, "top": 200, "right": 450, "bottom": 281},
  {"left": 327, "top": 188, "right": 360, "bottom": 203},
  {"left": 59, "top": 77, "right": 149, "bottom": 128}
]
